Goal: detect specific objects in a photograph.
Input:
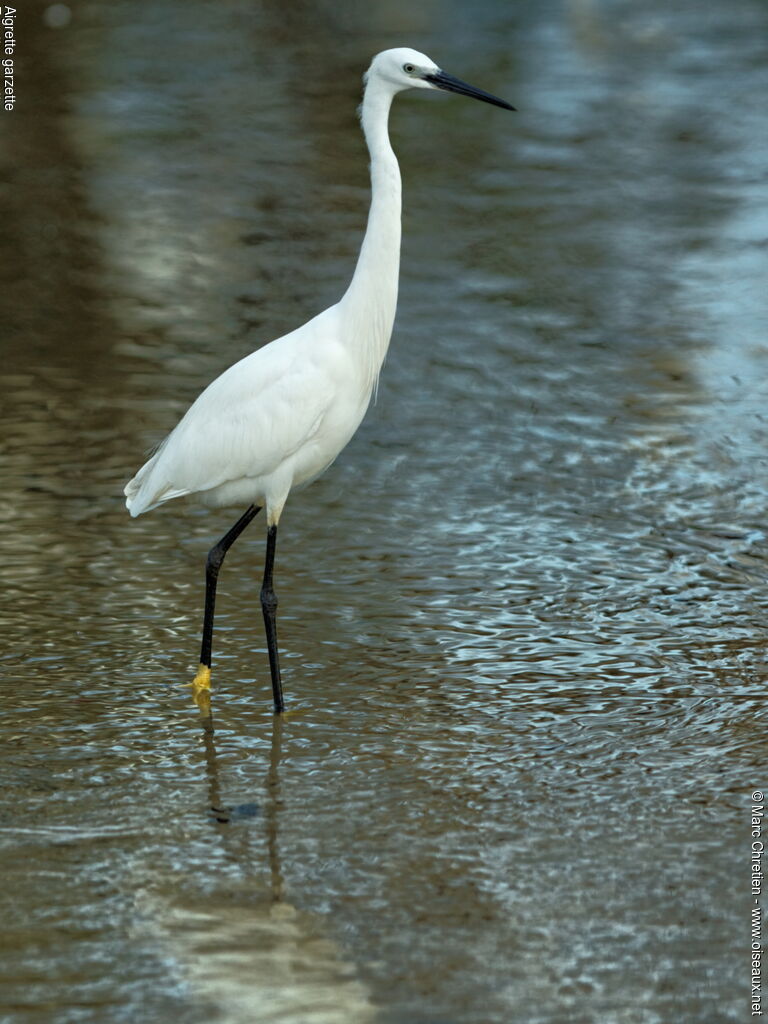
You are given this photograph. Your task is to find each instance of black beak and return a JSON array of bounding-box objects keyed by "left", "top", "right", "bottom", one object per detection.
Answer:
[{"left": 425, "top": 70, "right": 516, "bottom": 111}]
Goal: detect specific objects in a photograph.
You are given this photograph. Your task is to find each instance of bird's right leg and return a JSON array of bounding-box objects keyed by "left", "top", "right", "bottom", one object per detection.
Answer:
[
  {"left": 192, "top": 504, "right": 261, "bottom": 697},
  {"left": 260, "top": 524, "right": 285, "bottom": 714}
]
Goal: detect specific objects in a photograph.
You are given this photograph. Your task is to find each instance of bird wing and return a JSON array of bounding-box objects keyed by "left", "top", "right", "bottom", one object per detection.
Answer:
[{"left": 125, "top": 316, "right": 344, "bottom": 516}]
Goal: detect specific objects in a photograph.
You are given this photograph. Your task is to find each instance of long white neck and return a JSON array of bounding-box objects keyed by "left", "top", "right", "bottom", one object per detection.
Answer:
[{"left": 339, "top": 75, "right": 402, "bottom": 393}]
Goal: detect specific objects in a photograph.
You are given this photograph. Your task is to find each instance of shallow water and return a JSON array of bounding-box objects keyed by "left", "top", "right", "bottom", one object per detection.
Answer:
[{"left": 2, "top": 1, "right": 766, "bottom": 1021}]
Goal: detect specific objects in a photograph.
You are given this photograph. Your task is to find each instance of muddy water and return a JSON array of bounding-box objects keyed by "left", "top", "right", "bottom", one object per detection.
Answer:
[{"left": 1, "top": 1, "right": 766, "bottom": 1022}]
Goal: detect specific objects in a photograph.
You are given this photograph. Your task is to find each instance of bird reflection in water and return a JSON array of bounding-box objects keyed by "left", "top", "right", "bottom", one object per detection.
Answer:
[{"left": 198, "top": 706, "right": 285, "bottom": 905}]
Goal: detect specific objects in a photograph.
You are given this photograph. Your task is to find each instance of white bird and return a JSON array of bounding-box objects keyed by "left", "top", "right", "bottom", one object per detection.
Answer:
[{"left": 124, "top": 47, "right": 514, "bottom": 713}]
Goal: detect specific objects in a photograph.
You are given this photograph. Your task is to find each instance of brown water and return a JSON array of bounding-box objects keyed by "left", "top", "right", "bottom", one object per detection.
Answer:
[{"left": 2, "top": 1, "right": 766, "bottom": 1021}]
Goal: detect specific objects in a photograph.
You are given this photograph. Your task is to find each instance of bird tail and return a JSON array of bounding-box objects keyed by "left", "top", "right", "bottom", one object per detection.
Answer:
[
  {"left": 124, "top": 453, "right": 159, "bottom": 517},
  {"left": 124, "top": 443, "right": 179, "bottom": 517},
  {"left": 125, "top": 426, "right": 198, "bottom": 517}
]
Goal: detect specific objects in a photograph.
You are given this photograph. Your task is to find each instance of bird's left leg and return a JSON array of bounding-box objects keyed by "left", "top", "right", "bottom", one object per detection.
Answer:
[
  {"left": 192, "top": 504, "right": 261, "bottom": 698},
  {"left": 261, "top": 524, "right": 285, "bottom": 713}
]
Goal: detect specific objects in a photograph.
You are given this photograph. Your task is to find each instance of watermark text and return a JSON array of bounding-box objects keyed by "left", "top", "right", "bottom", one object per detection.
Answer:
[
  {"left": 752, "top": 790, "right": 764, "bottom": 1016},
  {"left": 3, "top": 6, "right": 16, "bottom": 111}
]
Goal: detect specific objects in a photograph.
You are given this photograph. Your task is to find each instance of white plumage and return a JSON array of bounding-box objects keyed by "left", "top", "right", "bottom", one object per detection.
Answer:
[
  {"left": 125, "top": 305, "right": 365, "bottom": 525},
  {"left": 124, "top": 48, "right": 514, "bottom": 713}
]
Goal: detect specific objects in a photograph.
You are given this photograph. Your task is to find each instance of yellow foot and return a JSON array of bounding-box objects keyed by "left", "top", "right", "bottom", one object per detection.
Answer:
[
  {"left": 190, "top": 664, "right": 211, "bottom": 691},
  {"left": 188, "top": 664, "right": 212, "bottom": 714}
]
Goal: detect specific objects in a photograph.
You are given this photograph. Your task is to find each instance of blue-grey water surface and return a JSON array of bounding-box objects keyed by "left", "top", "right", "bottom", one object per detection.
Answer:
[{"left": 1, "top": 1, "right": 766, "bottom": 1021}]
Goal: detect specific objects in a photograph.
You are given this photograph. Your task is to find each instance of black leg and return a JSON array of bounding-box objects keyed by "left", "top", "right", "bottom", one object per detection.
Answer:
[
  {"left": 194, "top": 504, "right": 261, "bottom": 687},
  {"left": 261, "top": 524, "right": 285, "bottom": 713}
]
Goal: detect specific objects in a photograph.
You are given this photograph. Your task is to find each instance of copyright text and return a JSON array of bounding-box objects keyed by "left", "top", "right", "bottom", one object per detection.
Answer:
[{"left": 752, "top": 790, "right": 763, "bottom": 1017}]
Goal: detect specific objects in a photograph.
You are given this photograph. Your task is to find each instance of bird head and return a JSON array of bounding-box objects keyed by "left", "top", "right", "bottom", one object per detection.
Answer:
[{"left": 365, "top": 47, "right": 515, "bottom": 111}]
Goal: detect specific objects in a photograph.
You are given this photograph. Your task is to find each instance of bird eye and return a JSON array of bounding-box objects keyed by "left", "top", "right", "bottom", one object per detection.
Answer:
[{"left": 403, "top": 63, "right": 415, "bottom": 74}]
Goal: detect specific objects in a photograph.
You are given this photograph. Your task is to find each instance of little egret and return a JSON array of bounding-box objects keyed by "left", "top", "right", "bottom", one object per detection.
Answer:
[{"left": 124, "top": 47, "right": 514, "bottom": 713}]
